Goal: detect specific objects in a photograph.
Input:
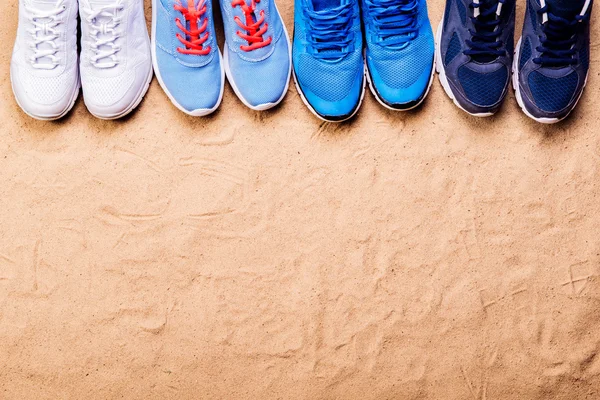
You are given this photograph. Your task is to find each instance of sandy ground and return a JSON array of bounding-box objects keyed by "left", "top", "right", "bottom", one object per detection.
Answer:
[{"left": 1, "top": 0, "right": 600, "bottom": 399}]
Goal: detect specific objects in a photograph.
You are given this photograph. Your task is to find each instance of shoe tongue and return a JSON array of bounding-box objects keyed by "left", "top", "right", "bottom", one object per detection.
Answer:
[
  {"left": 475, "top": 0, "right": 499, "bottom": 15},
  {"left": 546, "top": 0, "right": 586, "bottom": 18},
  {"left": 28, "top": 0, "right": 62, "bottom": 11},
  {"left": 312, "top": 0, "right": 343, "bottom": 11}
]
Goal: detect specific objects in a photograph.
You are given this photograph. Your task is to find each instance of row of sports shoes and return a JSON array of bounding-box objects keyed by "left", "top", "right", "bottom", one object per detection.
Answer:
[{"left": 11, "top": 0, "right": 593, "bottom": 124}]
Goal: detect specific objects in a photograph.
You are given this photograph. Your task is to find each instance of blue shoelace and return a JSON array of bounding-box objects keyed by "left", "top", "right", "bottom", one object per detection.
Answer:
[
  {"left": 305, "top": 2, "right": 355, "bottom": 59},
  {"left": 465, "top": 0, "right": 506, "bottom": 61},
  {"left": 534, "top": 6, "right": 589, "bottom": 67},
  {"left": 364, "top": 0, "right": 419, "bottom": 48}
]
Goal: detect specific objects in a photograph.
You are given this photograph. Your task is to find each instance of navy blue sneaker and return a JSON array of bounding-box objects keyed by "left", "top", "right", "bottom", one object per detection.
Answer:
[
  {"left": 436, "top": 0, "right": 516, "bottom": 116},
  {"left": 292, "top": 0, "right": 365, "bottom": 122},
  {"left": 514, "top": 0, "right": 593, "bottom": 123},
  {"left": 362, "top": 0, "right": 435, "bottom": 110}
]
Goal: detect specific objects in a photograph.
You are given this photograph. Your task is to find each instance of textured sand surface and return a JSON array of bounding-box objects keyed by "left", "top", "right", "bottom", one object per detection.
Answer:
[{"left": 1, "top": 0, "right": 600, "bottom": 398}]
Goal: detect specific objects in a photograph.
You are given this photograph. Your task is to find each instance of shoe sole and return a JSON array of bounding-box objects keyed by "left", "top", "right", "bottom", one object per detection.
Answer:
[
  {"left": 512, "top": 37, "right": 589, "bottom": 124},
  {"left": 365, "top": 53, "right": 435, "bottom": 112},
  {"left": 11, "top": 68, "right": 81, "bottom": 121},
  {"left": 151, "top": 0, "right": 225, "bottom": 117},
  {"left": 223, "top": 1, "right": 292, "bottom": 111},
  {"left": 434, "top": 19, "right": 495, "bottom": 118}
]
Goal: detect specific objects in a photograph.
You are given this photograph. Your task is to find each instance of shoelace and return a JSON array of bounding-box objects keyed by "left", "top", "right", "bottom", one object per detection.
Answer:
[
  {"left": 231, "top": 0, "right": 272, "bottom": 52},
  {"left": 364, "top": 0, "right": 419, "bottom": 48},
  {"left": 465, "top": 0, "right": 506, "bottom": 61},
  {"left": 174, "top": 0, "right": 211, "bottom": 55},
  {"left": 83, "top": 1, "right": 124, "bottom": 68},
  {"left": 534, "top": 2, "right": 590, "bottom": 67},
  {"left": 25, "top": 0, "right": 66, "bottom": 70},
  {"left": 305, "top": 2, "right": 354, "bottom": 59}
]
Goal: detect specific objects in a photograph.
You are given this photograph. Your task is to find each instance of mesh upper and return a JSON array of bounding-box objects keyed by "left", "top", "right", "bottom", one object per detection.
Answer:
[
  {"left": 369, "top": 32, "right": 433, "bottom": 89},
  {"left": 296, "top": 51, "right": 362, "bottom": 102},
  {"left": 457, "top": 65, "right": 508, "bottom": 106},
  {"left": 17, "top": 64, "right": 78, "bottom": 105},
  {"left": 445, "top": 32, "right": 462, "bottom": 66},
  {"left": 528, "top": 70, "right": 579, "bottom": 112},
  {"left": 228, "top": 40, "right": 290, "bottom": 105},
  {"left": 22, "top": 73, "right": 71, "bottom": 105},
  {"left": 83, "top": 70, "right": 135, "bottom": 106},
  {"left": 520, "top": 38, "right": 532, "bottom": 70}
]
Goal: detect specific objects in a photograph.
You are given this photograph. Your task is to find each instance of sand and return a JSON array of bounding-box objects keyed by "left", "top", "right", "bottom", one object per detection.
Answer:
[{"left": 1, "top": 0, "right": 600, "bottom": 398}]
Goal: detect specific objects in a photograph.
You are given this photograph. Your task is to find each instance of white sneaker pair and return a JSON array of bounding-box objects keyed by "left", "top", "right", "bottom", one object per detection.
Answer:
[{"left": 11, "top": 0, "right": 153, "bottom": 120}]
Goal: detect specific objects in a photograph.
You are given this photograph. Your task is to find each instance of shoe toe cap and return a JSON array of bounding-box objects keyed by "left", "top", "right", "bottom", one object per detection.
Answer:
[
  {"left": 366, "top": 38, "right": 434, "bottom": 108},
  {"left": 298, "top": 69, "right": 364, "bottom": 120},
  {"left": 527, "top": 70, "right": 580, "bottom": 114},
  {"left": 226, "top": 41, "right": 291, "bottom": 109},
  {"left": 368, "top": 58, "right": 433, "bottom": 108},
  {"left": 156, "top": 50, "right": 223, "bottom": 114},
  {"left": 456, "top": 64, "right": 509, "bottom": 109},
  {"left": 11, "top": 64, "right": 79, "bottom": 120},
  {"left": 82, "top": 62, "right": 152, "bottom": 119}
]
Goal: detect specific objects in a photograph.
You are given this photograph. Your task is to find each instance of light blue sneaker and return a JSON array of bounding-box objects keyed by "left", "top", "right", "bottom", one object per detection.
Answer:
[
  {"left": 362, "top": 0, "right": 435, "bottom": 110},
  {"left": 152, "top": 0, "right": 225, "bottom": 116},
  {"left": 293, "top": 0, "right": 365, "bottom": 121},
  {"left": 220, "top": 0, "right": 292, "bottom": 110}
]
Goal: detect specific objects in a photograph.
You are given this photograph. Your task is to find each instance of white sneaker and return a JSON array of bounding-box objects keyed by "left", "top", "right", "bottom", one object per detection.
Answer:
[
  {"left": 79, "top": 0, "right": 152, "bottom": 119},
  {"left": 11, "top": 0, "right": 80, "bottom": 120}
]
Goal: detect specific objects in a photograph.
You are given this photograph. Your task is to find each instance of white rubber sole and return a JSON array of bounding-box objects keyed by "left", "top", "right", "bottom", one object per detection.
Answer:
[
  {"left": 11, "top": 69, "right": 81, "bottom": 121},
  {"left": 365, "top": 54, "right": 436, "bottom": 112},
  {"left": 434, "top": 19, "right": 494, "bottom": 118},
  {"left": 293, "top": 66, "right": 367, "bottom": 123},
  {"left": 512, "top": 37, "right": 589, "bottom": 124},
  {"left": 223, "top": 1, "right": 292, "bottom": 111},
  {"left": 151, "top": 0, "right": 225, "bottom": 117}
]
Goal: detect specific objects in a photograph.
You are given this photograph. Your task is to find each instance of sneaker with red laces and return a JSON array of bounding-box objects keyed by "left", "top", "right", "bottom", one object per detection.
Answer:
[
  {"left": 152, "top": 0, "right": 225, "bottom": 116},
  {"left": 219, "top": 0, "right": 292, "bottom": 110}
]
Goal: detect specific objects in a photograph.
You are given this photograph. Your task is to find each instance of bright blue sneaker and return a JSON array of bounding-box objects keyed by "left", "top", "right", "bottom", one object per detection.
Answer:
[
  {"left": 220, "top": 0, "right": 292, "bottom": 110},
  {"left": 293, "top": 0, "right": 365, "bottom": 122},
  {"left": 514, "top": 0, "right": 593, "bottom": 123},
  {"left": 362, "top": 0, "right": 435, "bottom": 110},
  {"left": 152, "top": 0, "right": 225, "bottom": 116},
  {"left": 436, "top": 0, "right": 516, "bottom": 116}
]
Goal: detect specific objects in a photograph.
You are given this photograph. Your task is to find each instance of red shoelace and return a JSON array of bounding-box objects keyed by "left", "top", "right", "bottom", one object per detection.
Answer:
[
  {"left": 174, "top": 0, "right": 211, "bottom": 55},
  {"left": 231, "top": 0, "right": 272, "bottom": 51}
]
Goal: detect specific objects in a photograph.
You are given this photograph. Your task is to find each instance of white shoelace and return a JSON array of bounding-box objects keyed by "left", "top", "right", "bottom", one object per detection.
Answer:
[
  {"left": 83, "top": 1, "right": 124, "bottom": 69},
  {"left": 26, "top": 0, "right": 66, "bottom": 70}
]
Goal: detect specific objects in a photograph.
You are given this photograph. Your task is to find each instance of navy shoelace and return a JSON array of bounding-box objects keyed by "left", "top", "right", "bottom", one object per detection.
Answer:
[
  {"left": 465, "top": 0, "right": 506, "bottom": 61},
  {"left": 364, "top": 0, "right": 419, "bottom": 48},
  {"left": 534, "top": 6, "right": 588, "bottom": 67},
  {"left": 306, "top": 2, "right": 355, "bottom": 59}
]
